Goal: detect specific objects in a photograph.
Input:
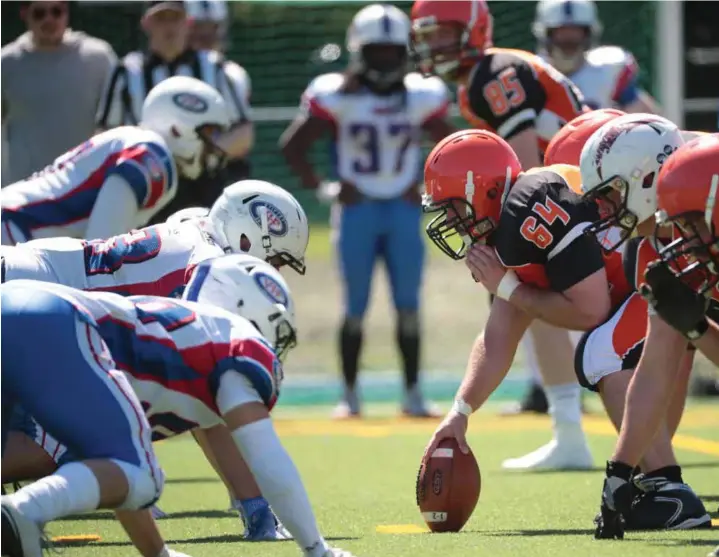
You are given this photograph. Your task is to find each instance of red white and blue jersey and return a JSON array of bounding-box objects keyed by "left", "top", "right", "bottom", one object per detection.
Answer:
[
  {"left": 1, "top": 127, "right": 177, "bottom": 243},
  {"left": 560, "top": 46, "right": 641, "bottom": 111},
  {"left": 21, "top": 281, "right": 282, "bottom": 441},
  {"left": 3, "top": 219, "right": 225, "bottom": 297},
  {"left": 300, "top": 72, "right": 450, "bottom": 199}
]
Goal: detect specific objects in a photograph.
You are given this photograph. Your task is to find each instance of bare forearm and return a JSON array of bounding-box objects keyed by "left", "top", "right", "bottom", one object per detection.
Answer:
[
  {"left": 693, "top": 319, "right": 719, "bottom": 365},
  {"left": 457, "top": 331, "right": 518, "bottom": 411},
  {"left": 281, "top": 146, "right": 320, "bottom": 189},
  {"left": 510, "top": 284, "right": 598, "bottom": 330},
  {"left": 115, "top": 509, "right": 165, "bottom": 557},
  {"left": 217, "top": 121, "right": 254, "bottom": 159}
]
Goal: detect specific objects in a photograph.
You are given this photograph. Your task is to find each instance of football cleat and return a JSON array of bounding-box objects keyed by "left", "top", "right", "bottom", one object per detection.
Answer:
[
  {"left": 624, "top": 476, "right": 711, "bottom": 531},
  {"left": 401, "top": 386, "right": 440, "bottom": 418},
  {"left": 502, "top": 438, "right": 593, "bottom": 470},
  {"left": 1, "top": 497, "right": 44, "bottom": 557}
]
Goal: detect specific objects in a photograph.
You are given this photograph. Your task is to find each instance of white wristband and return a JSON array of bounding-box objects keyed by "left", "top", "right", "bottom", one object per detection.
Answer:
[
  {"left": 496, "top": 270, "right": 520, "bottom": 302},
  {"left": 452, "top": 398, "right": 473, "bottom": 417}
]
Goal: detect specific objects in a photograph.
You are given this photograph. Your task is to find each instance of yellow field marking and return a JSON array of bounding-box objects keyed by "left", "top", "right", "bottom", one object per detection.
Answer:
[
  {"left": 376, "top": 524, "right": 428, "bottom": 534},
  {"left": 713, "top": 518, "right": 719, "bottom": 527}
]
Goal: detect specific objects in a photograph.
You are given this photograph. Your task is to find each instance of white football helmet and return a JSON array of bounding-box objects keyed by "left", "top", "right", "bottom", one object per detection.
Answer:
[
  {"left": 141, "top": 75, "right": 231, "bottom": 180},
  {"left": 579, "top": 113, "right": 685, "bottom": 251},
  {"left": 166, "top": 206, "right": 210, "bottom": 226},
  {"left": 184, "top": 254, "right": 297, "bottom": 361},
  {"left": 208, "top": 180, "right": 310, "bottom": 274},
  {"left": 532, "top": 0, "right": 602, "bottom": 75},
  {"left": 346, "top": 3, "right": 410, "bottom": 91}
]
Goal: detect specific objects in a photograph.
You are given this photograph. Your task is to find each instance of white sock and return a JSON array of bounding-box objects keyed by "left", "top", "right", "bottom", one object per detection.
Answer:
[
  {"left": 520, "top": 333, "right": 542, "bottom": 383},
  {"left": 10, "top": 462, "right": 100, "bottom": 524},
  {"left": 545, "top": 383, "right": 584, "bottom": 441}
]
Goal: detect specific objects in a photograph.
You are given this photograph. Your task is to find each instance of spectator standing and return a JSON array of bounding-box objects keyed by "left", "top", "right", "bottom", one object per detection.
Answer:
[
  {"left": 1, "top": 1, "right": 117, "bottom": 186},
  {"left": 96, "top": 1, "right": 253, "bottom": 221}
]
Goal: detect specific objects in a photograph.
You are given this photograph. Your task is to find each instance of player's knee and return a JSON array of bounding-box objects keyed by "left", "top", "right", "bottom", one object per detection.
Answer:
[
  {"left": 397, "top": 310, "right": 419, "bottom": 336},
  {"left": 109, "top": 459, "right": 164, "bottom": 510}
]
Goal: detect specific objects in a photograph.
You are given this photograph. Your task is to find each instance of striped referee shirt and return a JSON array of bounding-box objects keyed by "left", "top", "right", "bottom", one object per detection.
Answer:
[{"left": 96, "top": 48, "right": 251, "bottom": 129}]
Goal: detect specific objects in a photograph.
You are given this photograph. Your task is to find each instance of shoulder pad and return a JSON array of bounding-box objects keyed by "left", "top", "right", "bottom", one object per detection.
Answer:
[
  {"left": 304, "top": 72, "right": 345, "bottom": 99},
  {"left": 404, "top": 72, "right": 449, "bottom": 96},
  {"left": 122, "top": 51, "right": 144, "bottom": 72},
  {"left": 586, "top": 46, "right": 633, "bottom": 67}
]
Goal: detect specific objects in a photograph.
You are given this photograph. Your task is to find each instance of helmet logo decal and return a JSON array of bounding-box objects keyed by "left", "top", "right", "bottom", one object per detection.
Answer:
[
  {"left": 254, "top": 272, "right": 289, "bottom": 306},
  {"left": 250, "top": 201, "right": 288, "bottom": 237},
  {"left": 172, "top": 93, "right": 209, "bottom": 114},
  {"left": 593, "top": 120, "right": 661, "bottom": 181}
]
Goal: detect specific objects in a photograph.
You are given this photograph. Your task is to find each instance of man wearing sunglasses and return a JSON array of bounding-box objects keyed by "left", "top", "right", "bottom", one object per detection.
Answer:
[{"left": 1, "top": 1, "right": 117, "bottom": 186}]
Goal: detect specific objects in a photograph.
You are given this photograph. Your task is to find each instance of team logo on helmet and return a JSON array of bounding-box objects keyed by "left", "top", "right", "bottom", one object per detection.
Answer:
[
  {"left": 172, "top": 93, "right": 209, "bottom": 113},
  {"left": 254, "top": 272, "right": 289, "bottom": 306},
  {"left": 249, "top": 201, "right": 288, "bottom": 236},
  {"left": 594, "top": 120, "right": 666, "bottom": 180}
]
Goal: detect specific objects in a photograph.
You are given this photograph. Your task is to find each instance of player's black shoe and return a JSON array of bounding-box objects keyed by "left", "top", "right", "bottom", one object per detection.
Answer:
[
  {"left": 624, "top": 476, "right": 711, "bottom": 531},
  {"left": 500, "top": 383, "right": 549, "bottom": 415}
]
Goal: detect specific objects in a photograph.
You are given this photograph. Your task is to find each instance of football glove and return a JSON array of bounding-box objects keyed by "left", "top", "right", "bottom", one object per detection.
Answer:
[
  {"left": 640, "top": 262, "right": 709, "bottom": 340},
  {"left": 594, "top": 461, "right": 634, "bottom": 539}
]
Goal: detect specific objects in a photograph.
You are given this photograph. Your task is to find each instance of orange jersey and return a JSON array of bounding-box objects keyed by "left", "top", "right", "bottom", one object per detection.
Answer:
[{"left": 458, "top": 48, "right": 589, "bottom": 151}]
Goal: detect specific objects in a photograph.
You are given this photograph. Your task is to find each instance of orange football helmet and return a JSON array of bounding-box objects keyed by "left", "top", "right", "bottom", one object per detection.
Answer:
[
  {"left": 544, "top": 108, "right": 626, "bottom": 166},
  {"left": 656, "top": 133, "right": 719, "bottom": 294},
  {"left": 423, "top": 129, "right": 522, "bottom": 259},
  {"left": 411, "top": 0, "right": 493, "bottom": 79}
]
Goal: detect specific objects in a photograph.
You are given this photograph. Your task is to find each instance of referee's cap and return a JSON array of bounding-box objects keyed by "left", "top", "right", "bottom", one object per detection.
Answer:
[{"left": 144, "top": 1, "right": 186, "bottom": 18}]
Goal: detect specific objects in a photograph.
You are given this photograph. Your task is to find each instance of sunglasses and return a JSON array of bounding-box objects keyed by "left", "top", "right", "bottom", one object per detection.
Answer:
[{"left": 30, "top": 5, "right": 65, "bottom": 21}]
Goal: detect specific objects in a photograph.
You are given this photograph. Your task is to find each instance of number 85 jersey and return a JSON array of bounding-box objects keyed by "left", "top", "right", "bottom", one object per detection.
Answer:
[
  {"left": 493, "top": 164, "right": 605, "bottom": 292},
  {"left": 300, "top": 72, "right": 450, "bottom": 198}
]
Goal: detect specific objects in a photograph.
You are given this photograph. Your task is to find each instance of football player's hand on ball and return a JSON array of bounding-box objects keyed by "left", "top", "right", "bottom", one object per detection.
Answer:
[
  {"left": 640, "top": 262, "right": 709, "bottom": 340},
  {"left": 465, "top": 245, "right": 507, "bottom": 294},
  {"left": 423, "top": 410, "right": 470, "bottom": 464},
  {"left": 594, "top": 461, "right": 634, "bottom": 540}
]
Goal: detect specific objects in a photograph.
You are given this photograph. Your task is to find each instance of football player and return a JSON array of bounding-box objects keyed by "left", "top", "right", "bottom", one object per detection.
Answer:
[
  {"left": 1, "top": 76, "right": 230, "bottom": 246},
  {"left": 578, "top": 126, "right": 718, "bottom": 537},
  {"left": 1, "top": 256, "right": 356, "bottom": 557},
  {"left": 532, "top": 0, "right": 659, "bottom": 112},
  {"left": 420, "top": 129, "right": 618, "bottom": 476},
  {"left": 280, "top": 4, "right": 454, "bottom": 418},
  {"left": 1, "top": 179, "right": 309, "bottom": 540},
  {"left": 411, "top": 0, "right": 592, "bottom": 469},
  {"left": 550, "top": 114, "right": 711, "bottom": 530}
]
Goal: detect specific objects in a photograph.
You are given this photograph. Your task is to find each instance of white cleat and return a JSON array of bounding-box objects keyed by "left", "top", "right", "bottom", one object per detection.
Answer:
[
  {"left": 1, "top": 496, "right": 44, "bottom": 557},
  {"left": 501, "top": 439, "right": 594, "bottom": 471},
  {"left": 150, "top": 504, "right": 168, "bottom": 519}
]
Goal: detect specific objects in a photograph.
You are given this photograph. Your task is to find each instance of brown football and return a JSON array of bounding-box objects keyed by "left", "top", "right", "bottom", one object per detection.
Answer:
[{"left": 415, "top": 438, "right": 481, "bottom": 532}]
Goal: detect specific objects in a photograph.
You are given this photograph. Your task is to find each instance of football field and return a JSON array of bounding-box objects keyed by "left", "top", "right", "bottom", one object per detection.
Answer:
[{"left": 49, "top": 402, "right": 719, "bottom": 557}]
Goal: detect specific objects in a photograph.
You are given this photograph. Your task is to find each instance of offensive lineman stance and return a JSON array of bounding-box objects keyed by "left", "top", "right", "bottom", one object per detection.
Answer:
[
  {"left": 1, "top": 180, "right": 309, "bottom": 540},
  {"left": 2, "top": 76, "right": 230, "bottom": 245},
  {"left": 281, "top": 4, "right": 454, "bottom": 417},
  {"left": 1, "top": 256, "right": 357, "bottom": 557},
  {"left": 411, "top": 0, "right": 593, "bottom": 469}
]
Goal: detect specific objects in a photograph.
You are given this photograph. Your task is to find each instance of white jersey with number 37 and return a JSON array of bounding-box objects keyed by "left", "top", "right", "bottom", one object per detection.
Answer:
[
  {"left": 1, "top": 219, "right": 225, "bottom": 298},
  {"left": 300, "top": 72, "right": 450, "bottom": 199}
]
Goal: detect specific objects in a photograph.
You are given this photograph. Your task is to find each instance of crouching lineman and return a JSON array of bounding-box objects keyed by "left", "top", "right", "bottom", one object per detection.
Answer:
[
  {"left": 419, "top": 129, "right": 622, "bottom": 468},
  {"left": 1, "top": 75, "right": 230, "bottom": 245},
  {"left": 1, "top": 255, "right": 357, "bottom": 557},
  {"left": 592, "top": 134, "right": 719, "bottom": 541},
  {"left": 411, "top": 0, "right": 594, "bottom": 469},
  {"left": 549, "top": 113, "right": 710, "bottom": 530},
  {"left": 1, "top": 179, "right": 309, "bottom": 540}
]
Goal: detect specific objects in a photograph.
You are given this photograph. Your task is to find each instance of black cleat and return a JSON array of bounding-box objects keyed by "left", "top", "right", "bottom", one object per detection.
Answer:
[
  {"left": 500, "top": 383, "right": 549, "bottom": 415},
  {"left": 624, "top": 478, "right": 712, "bottom": 531}
]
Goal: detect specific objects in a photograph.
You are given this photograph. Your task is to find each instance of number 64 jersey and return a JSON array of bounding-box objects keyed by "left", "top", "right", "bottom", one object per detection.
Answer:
[
  {"left": 493, "top": 164, "right": 630, "bottom": 306},
  {"left": 301, "top": 72, "right": 450, "bottom": 198}
]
